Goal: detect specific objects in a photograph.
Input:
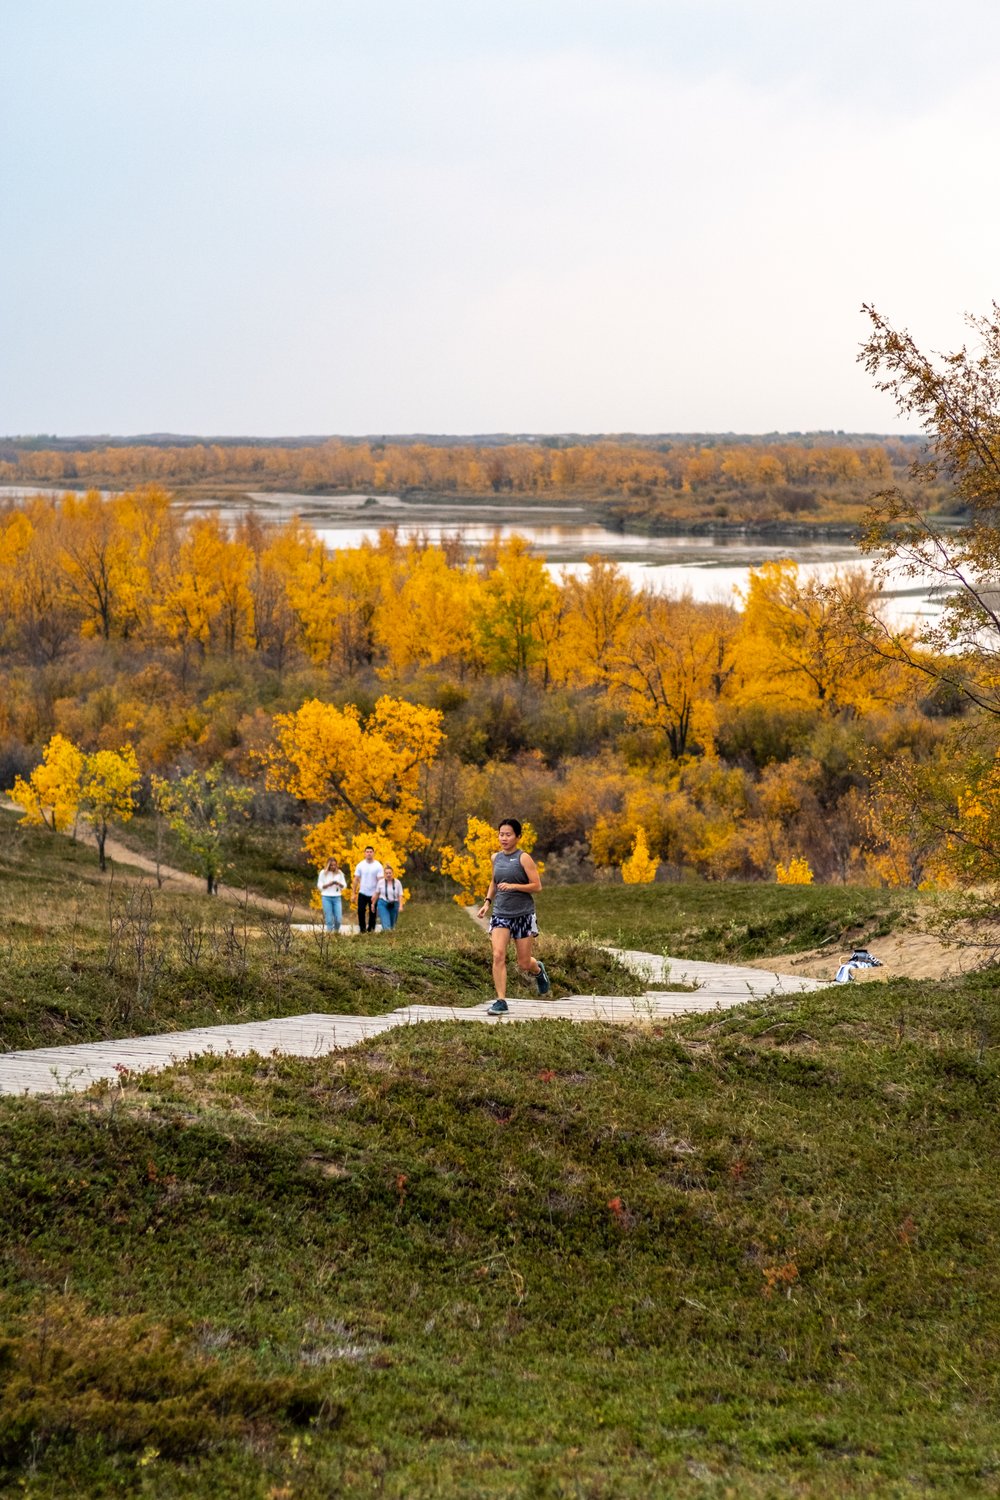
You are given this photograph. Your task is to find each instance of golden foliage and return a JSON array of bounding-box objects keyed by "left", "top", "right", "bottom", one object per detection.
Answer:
[
  {"left": 438, "top": 816, "right": 539, "bottom": 906},
  {"left": 604, "top": 593, "right": 737, "bottom": 758},
  {"left": 475, "top": 537, "right": 561, "bottom": 679},
  {"left": 0, "top": 438, "right": 897, "bottom": 512},
  {"left": 79, "top": 744, "right": 141, "bottom": 867},
  {"left": 775, "top": 857, "right": 814, "bottom": 885},
  {"left": 9, "top": 733, "right": 85, "bottom": 833},
  {"left": 0, "top": 486, "right": 960, "bottom": 890},
  {"left": 735, "top": 561, "right": 912, "bottom": 715},
  {"left": 153, "top": 516, "right": 254, "bottom": 656},
  {"left": 8, "top": 734, "right": 140, "bottom": 867},
  {"left": 267, "top": 696, "right": 443, "bottom": 870},
  {"left": 621, "top": 827, "right": 658, "bottom": 884},
  {"left": 377, "top": 545, "right": 483, "bottom": 674}
]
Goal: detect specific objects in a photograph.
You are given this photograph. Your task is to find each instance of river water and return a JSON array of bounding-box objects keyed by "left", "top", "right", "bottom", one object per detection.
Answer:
[
  {"left": 242, "top": 492, "right": 941, "bottom": 628},
  {"left": 0, "top": 485, "right": 944, "bottom": 626}
]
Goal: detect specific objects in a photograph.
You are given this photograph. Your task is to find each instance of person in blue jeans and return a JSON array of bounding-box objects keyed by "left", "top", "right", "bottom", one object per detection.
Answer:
[
  {"left": 374, "top": 866, "right": 403, "bottom": 930},
  {"left": 317, "top": 857, "right": 346, "bottom": 932}
]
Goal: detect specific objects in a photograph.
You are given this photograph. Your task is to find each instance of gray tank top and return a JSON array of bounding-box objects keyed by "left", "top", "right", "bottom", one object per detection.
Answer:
[{"left": 492, "top": 850, "right": 534, "bottom": 918}]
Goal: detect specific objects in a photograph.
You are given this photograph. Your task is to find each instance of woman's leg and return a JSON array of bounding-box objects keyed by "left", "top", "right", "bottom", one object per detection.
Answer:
[
  {"left": 331, "top": 895, "right": 342, "bottom": 933},
  {"left": 321, "top": 895, "right": 335, "bottom": 931},
  {"left": 490, "top": 925, "right": 511, "bottom": 998},
  {"left": 514, "top": 935, "right": 542, "bottom": 980},
  {"left": 384, "top": 901, "right": 398, "bottom": 930},
  {"left": 376, "top": 898, "right": 390, "bottom": 931}
]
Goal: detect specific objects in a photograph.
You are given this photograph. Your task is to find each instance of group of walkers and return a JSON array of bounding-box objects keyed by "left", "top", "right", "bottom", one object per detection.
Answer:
[
  {"left": 314, "top": 817, "right": 551, "bottom": 1016},
  {"left": 316, "top": 846, "right": 403, "bottom": 934}
]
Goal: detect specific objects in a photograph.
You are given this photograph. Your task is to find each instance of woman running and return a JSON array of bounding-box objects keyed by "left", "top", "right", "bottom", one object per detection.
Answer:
[{"left": 476, "top": 817, "right": 550, "bottom": 1015}]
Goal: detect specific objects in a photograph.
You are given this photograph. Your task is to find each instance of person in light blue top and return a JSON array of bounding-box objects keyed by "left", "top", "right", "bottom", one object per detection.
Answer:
[{"left": 476, "top": 817, "right": 550, "bottom": 1015}]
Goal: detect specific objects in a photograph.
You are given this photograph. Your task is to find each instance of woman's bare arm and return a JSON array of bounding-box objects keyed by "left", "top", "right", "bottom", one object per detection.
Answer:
[{"left": 476, "top": 863, "right": 497, "bottom": 918}]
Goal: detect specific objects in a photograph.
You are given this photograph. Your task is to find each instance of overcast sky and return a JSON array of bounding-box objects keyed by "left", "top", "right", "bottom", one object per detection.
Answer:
[{"left": 2, "top": 0, "right": 998, "bottom": 436}]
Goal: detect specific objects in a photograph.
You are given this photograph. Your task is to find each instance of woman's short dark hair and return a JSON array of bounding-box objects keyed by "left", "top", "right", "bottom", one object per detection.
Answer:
[{"left": 498, "top": 817, "right": 522, "bottom": 837}]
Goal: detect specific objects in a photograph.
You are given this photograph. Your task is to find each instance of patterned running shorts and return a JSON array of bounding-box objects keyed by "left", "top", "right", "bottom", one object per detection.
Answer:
[{"left": 489, "top": 911, "right": 539, "bottom": 940}]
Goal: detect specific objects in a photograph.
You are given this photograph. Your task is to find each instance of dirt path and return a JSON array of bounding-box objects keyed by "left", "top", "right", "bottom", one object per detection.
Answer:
[
  {"left": 102, "top": 832, "right": 317, "bottom": 921},
  {"left": 750, "top": 924, "right": 997, "bottom": 983},
  {"left": 3, "top": 802, "right": 316, "bottom": 922}
]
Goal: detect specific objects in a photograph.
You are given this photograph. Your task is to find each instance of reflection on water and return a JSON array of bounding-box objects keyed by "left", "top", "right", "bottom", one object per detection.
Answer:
[{"left": 313, "top": 516, "right": 944, "bottom": 628}]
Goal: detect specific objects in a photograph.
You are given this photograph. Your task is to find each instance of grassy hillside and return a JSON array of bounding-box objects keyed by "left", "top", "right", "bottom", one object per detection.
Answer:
[
  {"left": 0, "top": 816, "right": 639, "bottom": 1051},
  {"left": 540, "top": 881, "right": 912, "bottom": 962},
  {"left": 3, "top": 811, "right": 996, "bottom": 1494},
  {"left": 2, "top": 972, "right": 998, "bottom": 1496}
]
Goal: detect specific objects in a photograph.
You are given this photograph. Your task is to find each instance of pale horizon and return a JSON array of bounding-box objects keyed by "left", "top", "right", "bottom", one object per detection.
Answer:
[
  {"left": 0, "top": 428, "right": 923, "bottom": 443},
  {"left": 4, "top": 0, "right": 999, "bottom": 436}
]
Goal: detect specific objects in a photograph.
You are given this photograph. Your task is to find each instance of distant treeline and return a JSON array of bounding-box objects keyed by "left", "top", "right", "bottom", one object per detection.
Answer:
[
  {"left": 0, "top": 431, "right": 927, "bottom": 455},
  {"left": 0, "top": 435, "right": 936, "bottom": 526}
]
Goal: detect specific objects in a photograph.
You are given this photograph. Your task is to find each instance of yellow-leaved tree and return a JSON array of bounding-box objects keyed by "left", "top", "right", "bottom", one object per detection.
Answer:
[
  {"left": 862, "top": 735, "right": 1000, "bottom": 891},
  {"left": 775, "top": 857, "right": 814, "bottom": 885},
  {"left": 0, "top": 510, "right": 36, "bottom": 649},
  {"left": 9, "top": 736, "right": 139, "bottom": 869},
  {"left": 735, "top": 561, "right": 914, "bottom": 716},
  {"left": 0, "top": 498, "right": 80, "bottom": 664},
  {"left": 555, "top": 556, "right": 640, "bottom": 688},
  {"left": 375, "top": 545, "right": 483, "bottom": 675},
  {"left": 266, "top": 696, "right": 444, "bottom": 873},
  {"left": 437, "top": 815, "right": 539, "bottom": 906},
  {"left": 621, "top": 827, "right": 658, "bottom": 884},
  {"left": 474, "top": 536, "right": 561, "bottom": 679},
  {"left": 605, "top": 592, "right": 738, "bottom": 758},
  {"left": 284, "top": 539, "right": 393, "bottom": 673},
  {"left": 9, "top": 734, "right": 85, "bottom": 834},
  {"left": 57, "top": 490, "right": 154, "bottom": 641},
  {"left": 79, "top": 745, "right": 141, "bottom": 870},
  {"left": 153, "top": 515, "right": 254, "bottom": 658}
]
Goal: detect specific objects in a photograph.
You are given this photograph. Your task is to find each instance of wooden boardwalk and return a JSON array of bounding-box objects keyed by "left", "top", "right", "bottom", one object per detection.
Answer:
[{"left": 0, "top": 950, "right": 828, "bottom": 1099}]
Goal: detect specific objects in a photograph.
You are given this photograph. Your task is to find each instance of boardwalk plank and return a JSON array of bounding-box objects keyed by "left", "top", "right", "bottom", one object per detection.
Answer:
[{"left": 0, "top": 950, "right": 830, "bottom": 1097}]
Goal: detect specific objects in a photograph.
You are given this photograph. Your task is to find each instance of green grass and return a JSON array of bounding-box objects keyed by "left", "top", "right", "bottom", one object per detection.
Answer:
[
  {"left": 112, "top": 811, "right": 317, "bottom": 904},
  {"left": 0, "top": 816, "right": 641, "bottom": 1051},
  {"left": 3, "top": 811, "right": 1000, "bottom": 1492},
  {"left": 540, "top": 881, "right": 913, "bottom": 961},
  {"left": 2, "top": 971, "right": 999, "bottom": 1496}
]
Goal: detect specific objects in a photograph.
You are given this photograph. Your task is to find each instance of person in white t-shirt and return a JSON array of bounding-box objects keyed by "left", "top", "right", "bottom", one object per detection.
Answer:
[
  {"left": 352, "top": 846, "right": 383, "bottom": 933},
  {"left": 374, "top": 866, "right": 403, "bottom": 930},
  {"left": 317, "top": 857, "right": 347, "bottom": 932}
]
